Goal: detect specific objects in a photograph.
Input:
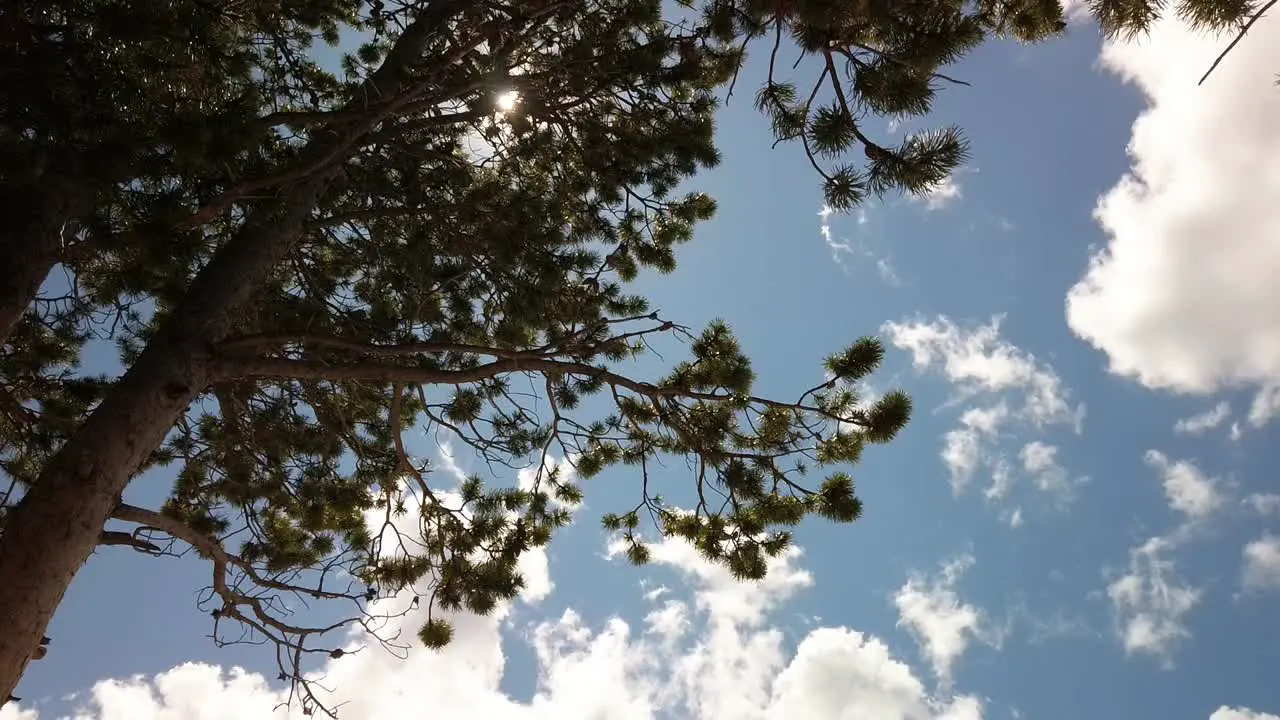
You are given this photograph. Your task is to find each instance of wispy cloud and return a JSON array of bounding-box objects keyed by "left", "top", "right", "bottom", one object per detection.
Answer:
[
  {"left": 883, "top": 315, "right": 1080, "bottom": 428},
  {"left": 818, "top": 206, "right": 900, "bottom": 286},
  {"left": 1247, "top": 384, "right": 1280, "bottom": 430},
  {"left": 1019, "top": 441, "right": 1083, "bottom": 506},
  {"left": 1243, "top": 493, "right": 1280, "bottom": 516},
  {"left": 1173, "top": 401, "right": 1231, "bottom": 435},
  {"left": 893, "top": 555, "right": 998, "bottom": 687},
  {"left": 1106, "top": 536, "right": 1201, "bottom": 666},
  {"left": 1143, "top": 450, "right": 1224, "bottom": 520},
  {"left": 883, "top": 315, "right": 1084, "bottom": 519}
]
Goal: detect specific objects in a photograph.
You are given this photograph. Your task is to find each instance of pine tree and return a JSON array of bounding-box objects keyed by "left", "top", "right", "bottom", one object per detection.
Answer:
[
  {"left": 0, "top": 0, "right": 912, "bottom": 708},
  {"left": 0, "top": 0, "right": 1263, "bottom": 710},
  {"left": 705, "top": 0, "right": 1070, "bottom": 211},
  {"left": 710, "top": 0, "right": 1262, "bottom": 209},
  {"left": 0, "top": 0, "right": 360, "bottom": 346}
]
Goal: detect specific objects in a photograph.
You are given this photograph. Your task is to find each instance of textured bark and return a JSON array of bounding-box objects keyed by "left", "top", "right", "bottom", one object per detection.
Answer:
[
  {"left": 0, "top": 5, "right": 449, "bottom": 696},
  {"left": 0, "top": 187, "right": 88, "bottom": 348},
  {"left": 0, "top": 181, "right": 326, "bottom": 699}
]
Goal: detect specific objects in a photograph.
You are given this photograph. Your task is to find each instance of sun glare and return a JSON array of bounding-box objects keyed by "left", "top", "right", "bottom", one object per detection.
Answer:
[{"left": 495, "top": 90, "right": 520, "bottom": 113}]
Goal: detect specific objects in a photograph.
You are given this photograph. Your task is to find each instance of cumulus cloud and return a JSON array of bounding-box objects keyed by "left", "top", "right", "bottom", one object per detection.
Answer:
[
  {"left": 884, "top": 316, "right": 1084, "bottom": 518},
  {"left": 893, "top": 555, "right": 996, "bottom": 686},
  {"left": 1212, "top": 708, "right": 1280, "bottom": 720},
  {"left": 1064, "top": 13, "right": 1280, "bottom": 394},
  {"left": 1106, "top": 536, "right": 1201, "bottom": 665},
  {"left": 6, "top": 529, "right": 989, "bottom": 720},
  {"left": 1242, "top": 534, "right": 1280, "bottom": 592},
  {"left": 1142, "top": 450, "right": 1224, "bottom": 520},
  {"left": 1173, "top": 401, "right": 1231, "bottom": 435},
  {"left": 0, "top": 704, "right": 36, "bottom": 720}
]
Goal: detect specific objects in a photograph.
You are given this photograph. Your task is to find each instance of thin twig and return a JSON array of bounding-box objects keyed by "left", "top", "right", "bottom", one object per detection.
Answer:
[{"left": 1199, "top": 0, "right": 1278, "bottom": 85}]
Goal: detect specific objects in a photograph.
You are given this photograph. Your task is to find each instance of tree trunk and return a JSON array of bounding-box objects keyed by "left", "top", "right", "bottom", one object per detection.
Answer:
[
  {"left": 0, "top": 7, "right": 450, "bottom": 698},
  {"left": 0, "top": 179, "right": 328, "bottom": 698},
  {"left": 0, "top": 188, "right": 89, "bottom": 348}
]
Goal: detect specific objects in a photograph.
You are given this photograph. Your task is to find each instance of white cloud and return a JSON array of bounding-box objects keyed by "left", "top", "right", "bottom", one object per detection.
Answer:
[
  {"left": 818, "top": 206, "right": 899, "bottom": 285},
  {"left": 1019, "top": 441, "right": 1057, "bottom": 475},
  {"left": 0, "top": 704, "right": 37, "bottom": 720},
  {"left": 877, "top": 257, "right": 903, "bottom": 287},
  {"left": 436, "top": 441, "right": 469, "bottom": 484},
  {"left": 1143, "top": 450, "right": 1224, "bottom": 520},
  {"left": 767, "top": 629, "right": 982, "bottom": 720},
  {"left": 7, "top": 531, "right": 986, "bottom": 720},
  {"left": 1247, "top": 384, "right": 1280, "bottom": 429},
  {"left": 885, "top": 316, "right": 1083, "bottom": 518},
  {"left": 818, "top": 205, "right": 856, "bottom": 266},
  {"left": 1173, "top": 401, "right": 1231, "bottom": 435},
  {"left": 941, "top": 428, "right": 984, "bottom": 493},
  {"left": 1064, "top": 13, "right": 1280, "bottom": 394},
  {"left": 1106, "top": 536, "right": 1201, "bottom": 665},
  {"left": 912, "top": 175, "right": 962, "bottom": 211},
  {"left": 1244, "top": 493, "right": 1280, "bottom": 515},
  {"left": 893, "top": 555, "right": 994, "bottom": 686},
  {"left": 960, "top": 405, "right": 1009, "bottom": 435},
  {"left": 942, "top": 404, "right": 1009, "bottom": 493},
  {"left": 1018, "top": 441, "right": 1082, "bottom": 505},
  {"left": 883, "top": 315, "right": 1080, "bottom": 429},
  {"left": 984, "top": 458, "right": 1016, "bottom": 503},
  {"left": 1212, "top": 708, "right": 1280, "bottom": 720},
  {"left": 1242, "top": 534, "right": 1280, "bottom": 592},
  {"left": 1004, "top": 507, "right": 1024, "bottom": 529},
  {"left": 1058, "top": 0, "right": 1093, "bottom": 24}
]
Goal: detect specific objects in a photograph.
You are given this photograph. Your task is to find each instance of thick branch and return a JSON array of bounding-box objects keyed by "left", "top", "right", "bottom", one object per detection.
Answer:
[
  {"left": 175, "top": 0, "right": 479, "bottom": 231},
  {"left": 209, "top": 351, "right": 867, "bottom": 425},
  {"left": 109, "top": 504, "right": 370, "bottom": 719},
  {"left": 109, "top": 503, "right": 353, "bottom": 602},
  {"left": 97, "top": 531, "right": 162, "bottom": 554},
  {"left": 215, "top": 333, "right": 543, "bottom": 359},
  {"left": 0, "top": 7, "right": 466, "bottom": 698}
]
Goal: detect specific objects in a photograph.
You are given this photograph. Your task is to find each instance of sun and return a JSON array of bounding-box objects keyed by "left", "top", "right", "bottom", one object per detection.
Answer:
[{"left": 495, "top": 90, "right": 520, "bottom": 113}]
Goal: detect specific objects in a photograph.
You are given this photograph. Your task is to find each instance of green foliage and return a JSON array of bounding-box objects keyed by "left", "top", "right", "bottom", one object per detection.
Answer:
[
  {"left": 2, "top": 2, "right": 916, "bottom": 682},
  {"left": 4, "top": 0, "right": 1261, "bottom": 705},
  {"left": 417, "top": 618, "right": 454, "bottom": 649},
  {"left": 709, "top": 0, "right": 1056, "bottom": 210},
  {"left": 694, "top": 0, "right": 1258, "bottom": 211}
]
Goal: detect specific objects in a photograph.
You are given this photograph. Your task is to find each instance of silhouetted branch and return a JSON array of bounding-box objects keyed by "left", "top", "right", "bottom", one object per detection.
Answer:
[{"left": 1199, "top": 0, "right": 1278, "bottom": 85}]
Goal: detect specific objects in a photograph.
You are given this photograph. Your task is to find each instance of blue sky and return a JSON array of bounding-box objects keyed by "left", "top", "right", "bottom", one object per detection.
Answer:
[{"left": 6, "top": 7, "right": 1280, "bottom": 720}]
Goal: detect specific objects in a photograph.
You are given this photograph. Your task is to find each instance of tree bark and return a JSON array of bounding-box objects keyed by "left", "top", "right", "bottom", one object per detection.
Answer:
[
  {"left": 0, "top": 187, "right": 89, "bottom": 348},
  {"left": 0, "top": 5, "right": 455, "bottom": 699},
  {"left": 0, "top": 181, "right": 326, "bottom": 698}
]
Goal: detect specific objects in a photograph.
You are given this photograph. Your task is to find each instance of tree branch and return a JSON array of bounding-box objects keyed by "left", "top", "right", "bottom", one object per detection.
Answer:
[
  {"left": 107, "top": 503, "right": 389, "bottom": 719},
  {"left": 173, "top": 0, "right": 483, "bottom": 232},
  {"left": 97, "top": 530, "right": 162, "bottom": 554},
  {"left": 1199, "top": 0, "right": 1278, "bottom": 85},
  {"left": 208, "top": 349, "right": 870, "bottom": 426}
]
